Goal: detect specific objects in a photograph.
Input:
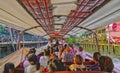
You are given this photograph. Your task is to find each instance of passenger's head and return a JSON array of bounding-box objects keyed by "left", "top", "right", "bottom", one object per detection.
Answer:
[
  {"left": 79, "top": 46, "right": 83, "bottom": 52},
  {"left": 99, "top": 56, "right": 114, "bottom": 72},
  {"left": 4, "top": 62, "right": 15, "bottom": 73},
  {"left": 29, "top": 48, "right": 36, "bottom": 54},
  {"left": 28, "top": 54, "right": 40, "bottom": 70},
  {"left": 93, "top": 52, "right": 101, "bottom": 62},
  {"left": 74, "top": 55, "right": 83, "bottom": 65},
  {"left": 47, "top": 59, "right": 66, "bottom": 72},
  {"left": 64, "top": 44, "right": 67, "bottom": 49},
  {"left": 43, "top": 48, "right": 50, "bottom": 56},
  {"left": 28, "top": 54, "right": 37, "bottom": 65}
]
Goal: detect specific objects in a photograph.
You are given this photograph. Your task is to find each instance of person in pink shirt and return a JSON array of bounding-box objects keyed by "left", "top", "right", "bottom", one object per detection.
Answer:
[
  {"left": 76, "top": 46, "right": 86, "bottom": 61},
  {"left": 70, "top": 44, "right": 77, "bottom": 56}
]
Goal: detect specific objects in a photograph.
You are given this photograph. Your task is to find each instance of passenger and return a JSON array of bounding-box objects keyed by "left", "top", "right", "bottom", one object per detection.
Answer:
[
  {"left": 61, "top": 46, "right": 74, "bottom": 62},
  {"left": 23, "top": 48, "right": 36, "bottom": 71},
  {"left": 25, "top": 54, "right": 40, "bottom": 73},
  {"left": 3, "top": 62, "right": 15, "bottom": 73},
  {"left": 58, "top": 45, "right": 64, "bottom": 59},
  {"left": 37, "top": 52, "right": 44, "bottom": 62},
  {"left": 99, "top": 56, "right": 114, "bottom": 73},
  {"left": 90, "top": 52, "right": 101, "bottom": 71},
  {"left": 69, "top": 55, "right": 86, "bottom": 71},
  {"left": 70, "top": 44, "right": 77, "bottom": 56},
  {"left": 49, "top": 48, "right": 58, "bottom": 59},
  {"left": 76, "top": 46, "right": 86, "bottom": 61},
  {"left": 47, "top": 58, "right": 66, "bottom": 72},
  {"left": 39, "top": 49, "right": 49, "bottom": 69}
]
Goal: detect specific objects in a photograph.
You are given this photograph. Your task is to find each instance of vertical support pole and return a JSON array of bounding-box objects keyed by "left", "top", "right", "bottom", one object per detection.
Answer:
[
  {"left": 94, "top": 32, "right": 100, "bottom": 53},
  {"left": 9, "top": 28, "right": 15, "bottom": 51},
  {"left": 107, "top": 27, "right": 110, "bottom": 54},
  {"left": 22, "top": 33, "right": 25, "bottom": 48},
  {"left": 17, "top": 32, "right": 21, "bottom": 50}
]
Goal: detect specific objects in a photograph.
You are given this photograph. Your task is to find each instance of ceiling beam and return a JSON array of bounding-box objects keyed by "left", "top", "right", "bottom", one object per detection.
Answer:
[
  {"left": 75, "top": 26, "right": 94, "bottom": 33},
  {"left": 21, "top": 26, "right": 41, "bottom": 33}
]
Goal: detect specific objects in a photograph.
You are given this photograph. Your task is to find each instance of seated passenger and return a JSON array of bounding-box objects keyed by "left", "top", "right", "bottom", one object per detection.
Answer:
[
  {"left": 37, "top": 52, "right": 44, "bottom": 62},
  {"left": 47, "top": 58, "right": 66, "bottom": 72},
  {"left": 39, "top": 49, "right": 49, "bottom": 69},
  {"left": 49, "top": 48, "right": 58, "bottom": 59},
  {"left": 23, "top": 48, "right": 36, "bottom": 68},
  {"left": 25, "top": 54, "right": 40, "bottom": 73},
  {"left": 99, "top": 56, "right": 114, "bottom": 73},
  {"left": 61, "top": 46, "right": 74, "bottom": 62},
  {"left": 76, "top": 46, "right": 86, "bottom": 61},
  {"left": 3, "top": 62, "right": 15, "bottom": 73},
  {"left": 58, "top": 44, "right": 67, "bottom": 59},
  {"left": 23, "top": 48, "right": 36, "bottom": 72},
  {"left": 69, "top": 55, "right": 86, "bottom": 71},
  {"left": 89, "top": 52, "right": 101, "bottom": 71},
  {"left": 70, "top": 44, "right": 77, "bottom": 56}
]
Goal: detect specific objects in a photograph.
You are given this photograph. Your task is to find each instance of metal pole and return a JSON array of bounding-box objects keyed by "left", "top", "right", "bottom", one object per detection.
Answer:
[
  {"left": 94, "top": 32, "right": 100, "bottom": 53},
  {"left": 107, "top": 25, "right": 110, "bottom": 55},
  {"left": 9, "top": 28, "right": 15, "bottom": 51},
  {"left": 22, "top": 33, "right": 25, "bottom": 48},
  {"left": 17, "top": 32, "right": 21, "bottom": 50}
]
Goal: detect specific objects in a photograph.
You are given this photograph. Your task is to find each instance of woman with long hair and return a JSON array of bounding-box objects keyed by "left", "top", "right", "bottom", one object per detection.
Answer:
[{"left": 3, "top": 62, "right": 15, "bottom": 73}]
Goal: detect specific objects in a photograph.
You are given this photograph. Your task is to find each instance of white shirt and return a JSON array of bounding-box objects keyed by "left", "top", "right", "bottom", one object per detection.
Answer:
[
  {"left": 23, "top": 59, "right": 30, "bottom": 72},
  {"left": 25, "top": 65, "right": 37, "bottom": 73},
  {"left": 23, "top": 59, "right": 30, "bottom": 68},
  {"left": 39, "top": 56, "right": 48, "bottom": 68}
]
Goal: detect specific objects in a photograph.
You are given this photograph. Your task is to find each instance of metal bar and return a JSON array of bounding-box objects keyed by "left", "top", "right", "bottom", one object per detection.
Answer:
[
  {"left": 17, "top": 32, "right": 21, "bottom": 50},
  {"left": 21, "top": 26, "right": 41, "bottom": 33},
  {"left": 25, "top": 0, "right": 39, "bottom": 20},
  {"left": 62, "top": 0, "right": 91, "bottom": 33},
  {"left": 74, "top": 0, "right": 101, "bottom": 26},
  {"left": 42, "top": 0, "right": 54, "bottom": 31},
  {"left": 73, "top": 0, "right": 101, "bottom": 28},
  {"left": 63, "top": 0, "right": 101, "bottom": 35},
  {"left": 62, "top": 0, "right": 85, "bottom": 29},
  {"left": 89, "top": 0, "right": 101, "bottom": 11},
  {"left": 67, "top": 0, "right": 91, "bottom": 28},
  {"left": 64, "top": 0, "right": 88, "bottom": 28},
  {"left": 25, "top": 0, "right": 49, "bottom": 32},
  {"left": 60, "top": 12, "right": 74, "bottom": 30},
  {"left": 9, "top": 28, "right": 15, "bottom": 51},
  {"left": 36, "top": 0, "right": 50, "bottom": 31}
]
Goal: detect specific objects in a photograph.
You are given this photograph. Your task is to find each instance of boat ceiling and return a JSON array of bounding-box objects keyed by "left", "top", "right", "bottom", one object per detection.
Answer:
[{"left": 0, "top": 0, "right": 120, "bottom": 38}]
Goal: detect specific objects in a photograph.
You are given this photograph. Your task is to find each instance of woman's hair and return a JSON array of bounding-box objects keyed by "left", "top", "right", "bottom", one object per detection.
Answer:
[
  {"left": 43, "top": 48, "right": 50, "bottom": 56},
  {"left": 79, "top": 46, "right": 83, "bottom": 51},
  {"left": 50, "top": 48, "right": 54, "bottom": 54},
  {"left": 29, "top": 48, "right": 36, "bottom": 54},
  {"left": 47, "top": 59, "right": 66, "bottom": 72},
  {"left": 28, "top": 54, "right": 40, "bottom": 70},
  {"left": 93, "top": 52, "right": 101, "bottom": 62},
  {"left": 99, "top": 56, "right": 114, "bottom": 72},
  {"left": 64, "top": 44, "right": 67, "bottom": 49},
  {"left": 74, "top": 55, "right": 83, "bottom": 65},
  {"left": 3, "top": 62, "right": 15, "bottom": 73}
]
